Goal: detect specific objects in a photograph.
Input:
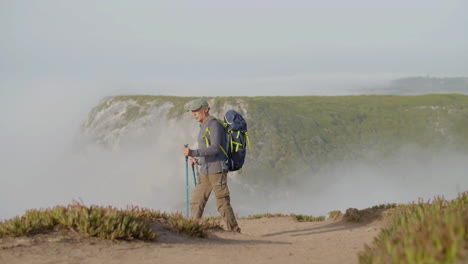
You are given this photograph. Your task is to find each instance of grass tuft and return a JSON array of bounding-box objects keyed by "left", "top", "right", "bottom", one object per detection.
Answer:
[
  {"left": 293, "top": 214, "right": 326, "bottom": 222},
  {"left": 369, "top": 203, "right": 398, "bottom": 210},
  {"left": 163, "top": 213, "right": 222, "bottom": 238},
  {"left": 241, "top": 213, "right": 325, "bottom": 222},
  {"left": 0, "top": 203, "right": 222, "bottom": 240},
  {"left": 242, "top": 213, "right": 289, "bottom": 219},
  {"left": 359, "top": 192, "right": 468, "bottom": 263},
  {"left": 328, "top": 210, "right": 343, "bottom": 220}
]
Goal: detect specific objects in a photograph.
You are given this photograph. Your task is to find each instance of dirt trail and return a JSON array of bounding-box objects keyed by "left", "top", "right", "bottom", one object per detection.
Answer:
[{"left": 0, "top": 217, "right": 384, "bottom": 264}]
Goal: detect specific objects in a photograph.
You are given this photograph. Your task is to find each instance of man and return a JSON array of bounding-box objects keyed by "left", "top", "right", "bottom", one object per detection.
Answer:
[{"left": 183, "top": 98, "right": 241, "bottom": 232}]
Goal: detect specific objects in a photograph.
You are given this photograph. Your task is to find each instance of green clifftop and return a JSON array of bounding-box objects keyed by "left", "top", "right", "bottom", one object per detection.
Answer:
[{"left": 83, "top": 94, "right": 468, "bottom": 185}]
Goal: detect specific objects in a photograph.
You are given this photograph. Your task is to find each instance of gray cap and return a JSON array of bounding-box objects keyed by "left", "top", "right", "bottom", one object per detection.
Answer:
[{"left": 184, "top": 98, "right": 209, "bottom": 112}]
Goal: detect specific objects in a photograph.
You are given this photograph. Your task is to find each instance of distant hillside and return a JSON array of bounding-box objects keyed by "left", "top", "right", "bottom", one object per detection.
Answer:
[
  {"left": 82, "top": 95, "right": 468, "bottom": 185},
  {"left": 359, "top": 77, "right": 468, "bottom": 95}
]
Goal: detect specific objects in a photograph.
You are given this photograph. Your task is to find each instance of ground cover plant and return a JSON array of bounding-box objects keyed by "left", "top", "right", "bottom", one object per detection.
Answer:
[
  {"left": 0, "top": 202, "right": 222, "bottom": 240},
  {"left": 359, "top": 192, "right": 468, "bottom": 263},
  {"left": 241, "top": 213, "right": 326, "bottom": 222}
]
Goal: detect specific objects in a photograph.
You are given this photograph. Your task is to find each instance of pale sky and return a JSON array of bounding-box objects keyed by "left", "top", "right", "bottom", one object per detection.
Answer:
[{"left": 1, "top": 0, "right": 467, "bottom": 96}]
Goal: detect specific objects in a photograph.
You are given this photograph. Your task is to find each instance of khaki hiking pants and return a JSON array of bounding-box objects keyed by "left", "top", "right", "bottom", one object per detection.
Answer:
[{"left": 190, "top": 171, "right": 239, "bottom": 231}]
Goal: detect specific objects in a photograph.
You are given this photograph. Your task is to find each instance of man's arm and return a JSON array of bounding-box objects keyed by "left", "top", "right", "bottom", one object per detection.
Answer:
[{"left": 191, "top": 119, "right": 223, "bottom": 157}]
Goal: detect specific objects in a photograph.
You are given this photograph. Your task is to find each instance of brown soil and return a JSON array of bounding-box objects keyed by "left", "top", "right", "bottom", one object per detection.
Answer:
[{"left": 0, "top": 216, "right": 386, "bottom": 264}]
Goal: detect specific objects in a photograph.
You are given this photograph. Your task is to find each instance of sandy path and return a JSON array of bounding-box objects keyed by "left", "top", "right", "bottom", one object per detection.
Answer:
[{"left": 0, "top": 217, "right": 383, "bottom": 264}]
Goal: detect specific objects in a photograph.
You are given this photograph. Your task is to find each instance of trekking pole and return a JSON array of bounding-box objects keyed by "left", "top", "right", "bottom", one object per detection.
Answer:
[
  {"left": 184, "top": 144, "right": 189, "bottom": 218},
  {"left": 192, "top": 163, "right": 197, "bottom": 187}
]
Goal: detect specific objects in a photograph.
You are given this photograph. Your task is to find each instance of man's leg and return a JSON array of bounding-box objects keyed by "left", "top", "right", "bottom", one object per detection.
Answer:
[
  {"left": 208, "top": 172, "right": 240, "bottom": 231},
  {"left": 190, "top": 172, "right": 213, "bottom": 219}
]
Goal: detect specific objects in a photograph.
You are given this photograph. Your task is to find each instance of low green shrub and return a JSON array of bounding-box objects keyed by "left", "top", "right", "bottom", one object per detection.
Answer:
[
  {"left": 293, "top": 214, "right": 326, "bottom": 222},
  {"left": 242, "top": 213, "right": 289, "bottom": 219},
  {"left": 359, "top": 192, "right": 468, "bottom": 263},
  {"left": 164, "top": 213, "right": 222, "bottom": 238},
  {"left": 0, "top": 203, "right": 222, "bottom": 240},
  {"left": 241, "top": 213, "right": 325, "bottom": 222},
  {"left": 328, "top": 210, "right": 343, "bottom": 220}
]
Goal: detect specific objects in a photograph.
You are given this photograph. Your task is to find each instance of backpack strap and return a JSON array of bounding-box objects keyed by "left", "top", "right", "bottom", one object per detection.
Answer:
[
  {"left": 202, "top": 127, "right": 210, "bottom": 147},
  {"left": 202, "top": 117, "right": 229, "bottom": 159},
  {"left": 245, "top": 132, "right": 251, "bottom": 149}
]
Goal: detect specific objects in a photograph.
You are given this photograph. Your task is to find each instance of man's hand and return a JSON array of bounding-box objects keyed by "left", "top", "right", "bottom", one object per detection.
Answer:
[
  {"left": 188, "top": 157, "right": 197, "bottom": 166},
  {"left": 183, "top": 146, "right": 192, "bottom": 157}
]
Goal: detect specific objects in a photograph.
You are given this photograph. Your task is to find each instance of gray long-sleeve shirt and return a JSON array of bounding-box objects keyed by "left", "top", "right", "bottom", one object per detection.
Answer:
[{"left": 191, "top": 116, "right": 227, "bottom": 175}]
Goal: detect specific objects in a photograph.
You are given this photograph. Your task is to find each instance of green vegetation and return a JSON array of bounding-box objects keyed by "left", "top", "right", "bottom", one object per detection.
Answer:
[
  {"left": 86, "top": 94, "right": 468, "bottom": 185},
  {"left": 369, "top": 203, "right": 398, "bottom": 210},
  {"left": 241, "top": 213, "right": 325, "bottom": 222},
  {"left": 293, "top": 214, "right": 326, "bottom": 222},
  {"left": 328, "top": 210, "right": 343, "bottom": 220},
  {"left": 0, "top": 202, "right": 221, "bottom": 240},
  {"left": 362, "top": 77, "right": 468, "bottom": 95},
  {"left": 245, "top": 94, "right": 468, "bottom": 184},
  {"left": 241, "top": 213, "right": 289, "bottom": 219},
  {"left": 163, "top": 212, "right": 222, "bottom": 237},
  {"left": 359, "top": 192, "right": 468, "bottom": 264}
]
